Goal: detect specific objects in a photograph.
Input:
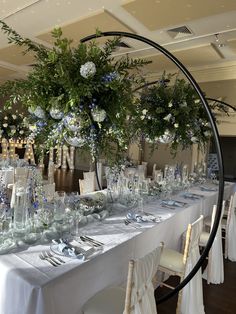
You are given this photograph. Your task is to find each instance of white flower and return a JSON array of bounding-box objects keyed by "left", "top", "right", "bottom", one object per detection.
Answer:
[
  {"left": 191, "top": 136, "right": 198, "bottom": 143},
  {"left": 3, "top": 123, "right": 8, "bottom": 128},
  {"left": 174, "top": 123, "right": 179, "bottom": 128},
  {"left": 29, "top": 124, "right": 37, "bottom": 131},
  {"left": 11, "top": 129, "right": 16, "bottom": 134},
  {"left": 141, "top": 115, "right": 145, "bottom": 120},
  {"left": 19, "top": 130, "right": 24, "bottom": 134},
  {"left": 142, "top": 109, "right": 148, "bottom": 115},
  {"left": 163, "top": 113, "right": 172, "bottom": 122},
  {"left": 116, "top": 113, "right": 120, "bottom": 118},
  {"left": 12, "top": 114, "right": 17, "bottom": 120},
  {"left": 80, "top": 61, "right": 96, "bottom": 78},
  {"left": 204, "top": 131, "right": 211, "bottom": 137},
  {"left": 4, "top": 116, "right": 8, "bottom": 120},
  {"left": 34, "top": 106, "right": 45, "bottom": 119},
  {"left": 168, "top": 102, "right": 173, "bottom": 108},
  {"left": 91, "top": 108, "right": 106, "bottom": 122},
  {"left": 28, "top": 107, "right": 34, "bottom": 114},
  {"left": 194, "top": 99, "right": 200, "bottom": 104}
]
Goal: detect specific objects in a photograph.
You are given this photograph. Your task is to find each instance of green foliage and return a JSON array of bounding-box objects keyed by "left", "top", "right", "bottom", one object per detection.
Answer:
[
  {"left": 0, "top": 22, "right": 148, "bottom": 164},
  {"left": 134, "top": 73, "right": 212, "bottom": 152}
]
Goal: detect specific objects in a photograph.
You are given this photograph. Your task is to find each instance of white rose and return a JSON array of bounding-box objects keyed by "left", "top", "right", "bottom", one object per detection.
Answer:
[
  {"left": 12, "top": 114, "right": 17, "bottom": 120},
  {"left": 19, "top": 130, "right": 24, "bottom": 134},
  {"left": 4, "top": 116, "right": 8, "bottom": 120},
  {"left": 80, "top": 61, "right": 96, "bottom": 78},
  {"left": 3, "top": 123, "right": 8, "bottom": 128},
  {"left": 191, "top": 136, "right": 198, "bottom": 143}
]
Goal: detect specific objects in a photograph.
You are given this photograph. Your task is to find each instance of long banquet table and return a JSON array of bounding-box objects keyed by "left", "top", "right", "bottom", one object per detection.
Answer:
[{"left": 0, "top": 183, "right": 234, "bottom": 314}]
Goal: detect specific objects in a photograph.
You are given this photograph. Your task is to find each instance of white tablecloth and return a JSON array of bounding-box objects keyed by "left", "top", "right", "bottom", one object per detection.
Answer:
[{"left": 0, "top": 183, "right": 234, "bottom": 314}]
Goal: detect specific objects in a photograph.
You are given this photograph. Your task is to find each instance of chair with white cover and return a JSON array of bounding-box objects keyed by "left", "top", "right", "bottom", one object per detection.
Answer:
[
  {"left": 82, "top": 244, "right": 163, "bottom": 314},
  {"left": 199, "top": 202, "right": 225, "bottom": 284},
  {"left": 158, "top": 215, "right": 204, "bottom": 314},
  {"left": 224, "top": 192, "right": 236, "bottom": 261},
  {"left": 204, "top": 194, "right": 236, "bottom": 261}
]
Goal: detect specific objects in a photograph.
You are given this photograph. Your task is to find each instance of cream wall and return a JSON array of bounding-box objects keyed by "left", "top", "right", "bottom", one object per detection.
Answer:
[{"left": 199, "top": 80, "right": 236, "bottom": 136}]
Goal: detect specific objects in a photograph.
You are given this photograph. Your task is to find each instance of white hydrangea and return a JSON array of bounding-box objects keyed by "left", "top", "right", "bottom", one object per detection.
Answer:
[
  {"left": 91, "top": 108, "right": 106, "bottom": 122},
  {"left": 34, "top": 106, "right": 45, "bottom": 119},
  {"left": 80, "top": 61, "right": 96, "bottom": 78}
]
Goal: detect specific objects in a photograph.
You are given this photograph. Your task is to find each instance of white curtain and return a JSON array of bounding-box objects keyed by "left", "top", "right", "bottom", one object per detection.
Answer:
[
  {"left": 129, "top": 246, "right": 162, "bottom": 314},
  {"left": 181, "top": 216, "right": 205, "bottom": 314}
]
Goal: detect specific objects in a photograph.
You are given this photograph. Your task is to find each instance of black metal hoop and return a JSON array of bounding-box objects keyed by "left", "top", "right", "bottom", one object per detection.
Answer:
[{"left": 81, "top": 31, "right": 225, "bottom": 304}]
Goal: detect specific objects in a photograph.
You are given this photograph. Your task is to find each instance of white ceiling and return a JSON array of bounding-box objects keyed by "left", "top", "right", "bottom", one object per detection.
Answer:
[{"left": 0, "top": 0, "right": 236, "bottom": 83}]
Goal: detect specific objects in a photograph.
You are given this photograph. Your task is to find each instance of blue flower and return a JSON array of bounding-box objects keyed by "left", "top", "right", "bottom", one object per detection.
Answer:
[{"left": 102, "top": 71, "right": 119, "bottom": 83}]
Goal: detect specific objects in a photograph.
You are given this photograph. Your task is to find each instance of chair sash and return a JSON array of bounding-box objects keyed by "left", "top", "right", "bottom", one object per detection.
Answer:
[
  {"left": 203, "top": 202, "right": 225, "bottom": 284},
  {"left": 227, "top": 193, "right": 236, "bottom": 261},
  {"left": 125, "top": 246, "right": 162, "bottom": 314},
  {"left": 181, "top": 216, "right": 205, "bottom": 314}
]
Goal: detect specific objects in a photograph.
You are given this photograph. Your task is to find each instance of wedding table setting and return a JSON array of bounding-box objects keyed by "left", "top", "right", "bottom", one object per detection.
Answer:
[{"left": 0, "top": 162, "right": 234, "bottom": 314}]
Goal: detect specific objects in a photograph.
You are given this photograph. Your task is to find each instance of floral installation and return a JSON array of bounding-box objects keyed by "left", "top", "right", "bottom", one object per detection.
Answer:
[
  {"left": 0, "top": 22, "right": 149, "bottom": 164},
  {"left": 133, "top": 73, "right": 213, "bottom": 152},
  {"left": 0, "top": 109, "right": 29, "bottom": 140}
]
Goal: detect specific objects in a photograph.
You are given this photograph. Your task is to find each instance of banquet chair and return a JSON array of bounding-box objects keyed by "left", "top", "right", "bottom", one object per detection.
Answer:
[
  {"left": 158, "top": 215, "right": 204, "bottom": 314},
  {"left": 199, "top": 202, "right": 225, "bottom": 284},
  {"left": 223, "top": 192, "right": 236, "bottom": 261},
  {"left": 82, "top": 244, "right": 163, "bottom": 314},
  {"left": 204, "top": 194, "right": 236, "bottom": 260}
]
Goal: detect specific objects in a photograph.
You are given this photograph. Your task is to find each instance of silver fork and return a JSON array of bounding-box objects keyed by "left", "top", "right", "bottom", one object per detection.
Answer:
[
  {"left": 44, "top": 251, "right": 65, "bottom": 264},
  {"left": 39, "top": 252, "right": 58, "bottom": 267}
]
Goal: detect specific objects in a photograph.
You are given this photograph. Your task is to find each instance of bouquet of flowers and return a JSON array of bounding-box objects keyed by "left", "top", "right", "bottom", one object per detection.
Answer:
[{"left": 0, "top": 22, "right": 149, "bottom": 164}]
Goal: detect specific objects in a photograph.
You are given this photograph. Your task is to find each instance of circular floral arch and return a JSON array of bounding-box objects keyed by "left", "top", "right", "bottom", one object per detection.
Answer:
[{"left": 81, "top": 31, "right": 225, "bottom": 304}]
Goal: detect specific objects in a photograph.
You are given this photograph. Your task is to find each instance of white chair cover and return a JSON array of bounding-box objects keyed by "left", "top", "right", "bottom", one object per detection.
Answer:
[
  {"left": 128, "top": 246, "right": 162, "bottom": 314},
  {"left": 181, "top": 216, "right": 205, "bottom": 314},
  {"left": 203, "top": 203, "right": 225, "bottom": 284},
  {"left": 226, "top": 193, "right": 236, "bottom": 261}
]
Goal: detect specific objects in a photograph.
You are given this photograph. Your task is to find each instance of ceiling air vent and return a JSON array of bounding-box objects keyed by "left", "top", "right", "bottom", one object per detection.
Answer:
[{"left": 167, "top": 26, "right": 193, "bottom": 39}]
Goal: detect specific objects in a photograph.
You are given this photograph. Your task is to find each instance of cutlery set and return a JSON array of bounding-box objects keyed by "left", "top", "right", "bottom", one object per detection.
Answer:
[
  {"left": 39, "top": 251, "right": 65, "bottom": 267},
  {"left": 39, "top": 236, "right": 104, "bottom": 266}
]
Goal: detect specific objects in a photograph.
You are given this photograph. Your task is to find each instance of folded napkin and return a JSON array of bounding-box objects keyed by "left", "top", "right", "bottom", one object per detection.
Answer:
[
  {"left": 200, "top": 186, "right": 217, "bottom": 192},
  {"left": 126, "top": 211, "right": 157, "bottom": 223},
  {"left": 161, "top": 200, "right": 186, "bottom": 207},
  {"left": 182, "top": 192, "right": 203, "bottom": 200}
]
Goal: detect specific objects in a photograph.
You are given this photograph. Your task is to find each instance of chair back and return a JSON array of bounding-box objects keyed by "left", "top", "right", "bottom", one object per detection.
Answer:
[
  {"left": 203, "top": 202, "right": 225, "bottom": 284},
  {"left": 226, "top": 192, "right": 236, "bottom": 261},
  {"left": 181, "top": 216, "right": 204, "bottom": 314},
  {"left": 124, "top": 244, "right": 163, "bottom": 314},
  {"left": 183, "top": 215, "right": 204, "bottom": 265}
]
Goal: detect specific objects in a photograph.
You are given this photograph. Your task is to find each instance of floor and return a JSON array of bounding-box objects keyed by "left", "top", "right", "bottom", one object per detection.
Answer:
[{"left": 54, "top": 168, "right": 236, "bottom": 314}]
